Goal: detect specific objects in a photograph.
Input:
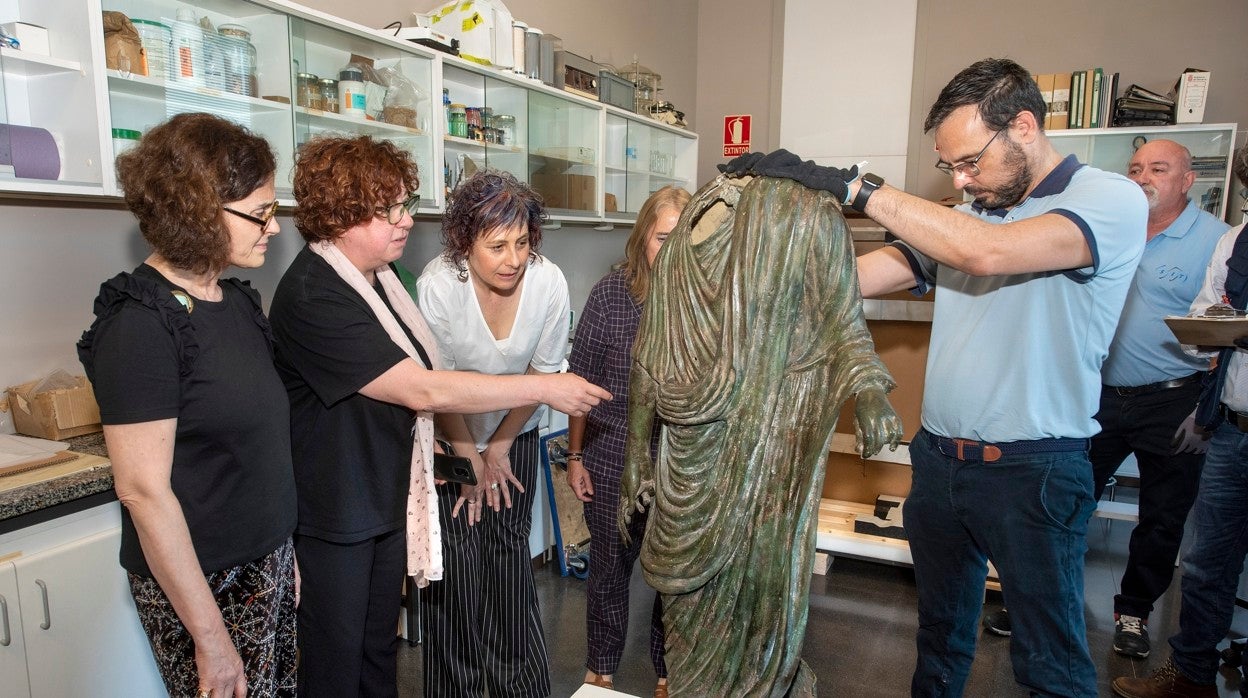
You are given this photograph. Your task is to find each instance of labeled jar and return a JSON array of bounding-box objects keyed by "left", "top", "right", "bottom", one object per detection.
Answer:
[
  {"left": 448, "top": 103, "right": 467, "bottom": 138},
  {"left": 339, "top": 67, "right": 366, "bottom": 118},
  {"left": 171, "top": 8, "right": 203, "bottom": 82},
  {"left": 318, "top": 78, "right": 339, "bottom": 113},
  {"left": 130, "top": 19, "right": 170, "bottom": 78},
  {"left": 216, "top": 23, "right": 257, "bottom": 96},
  {"left": 494, "top": 114, "right": 516, "bottom": 145},
  {"left": 296, "top": 72, "right": 320, "bottom": 108}
]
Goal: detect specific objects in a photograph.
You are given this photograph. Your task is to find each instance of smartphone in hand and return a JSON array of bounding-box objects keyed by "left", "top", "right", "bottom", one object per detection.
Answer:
[{"left": 433, "top": 440, "right": 478, "bottom": 486}]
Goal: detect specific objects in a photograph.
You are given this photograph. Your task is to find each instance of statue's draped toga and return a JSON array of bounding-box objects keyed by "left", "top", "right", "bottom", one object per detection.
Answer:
[{"left": 620, "top": 174, "right": 902, "bottom": 697}]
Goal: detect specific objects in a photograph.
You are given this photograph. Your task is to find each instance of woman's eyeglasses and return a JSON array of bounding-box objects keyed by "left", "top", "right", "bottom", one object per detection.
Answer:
[
  {"left": 375, "top": 193, "right": 422, "bottom": 224},
  {"left": 223, "top": 200, "right": 280, "bottom": 230}
]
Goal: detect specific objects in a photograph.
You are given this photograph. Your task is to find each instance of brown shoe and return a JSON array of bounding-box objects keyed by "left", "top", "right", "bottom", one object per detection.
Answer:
[
  {"left": 654, "top": 682, "right": 669, "bottom": 698},
  {"left": 585, "top": 674, "right": 614, "bottom": 689},
  {"left": 1111, "top": 659, "right": 1217, "bottom": 698}
]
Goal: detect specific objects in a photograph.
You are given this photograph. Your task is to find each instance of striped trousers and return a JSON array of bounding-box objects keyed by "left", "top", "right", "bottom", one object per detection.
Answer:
[{"left": 421, "top": 428, "right": 550, "bottom": 697}]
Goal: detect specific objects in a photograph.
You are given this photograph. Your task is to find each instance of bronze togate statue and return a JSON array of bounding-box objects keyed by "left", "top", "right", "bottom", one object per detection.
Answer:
[{"left": 620, "top": 174, "right": 903, "bottom": 696}]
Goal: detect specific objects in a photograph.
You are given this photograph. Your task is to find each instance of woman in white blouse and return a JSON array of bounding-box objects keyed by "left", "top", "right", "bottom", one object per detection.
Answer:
[{"left": 416, "top": 170, "right": 568, "bottom": 697}]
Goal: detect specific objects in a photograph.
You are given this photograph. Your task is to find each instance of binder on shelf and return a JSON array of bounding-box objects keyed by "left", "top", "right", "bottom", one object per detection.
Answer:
[
  {"left": 1050, "top": 72, "right": 1071, "bottom": 130},
  {"left": 1173, "top": 69, "right": 1210, "bottom": 124},
  {"left": 1070, "top": 71, "right": 1083, "bottom": 128},
  {"left": 1035, "top": 73, "right": 1055, "bottom": 129},
  {"left": 1101, "top": 72, "right": 1119, "bottom": 128},
  {"left": 1089, "top": 68, "right": 1103, "bottom": 129},
  {"left": 1082, "top": 69, "right": 1095, "bottom": 130}
]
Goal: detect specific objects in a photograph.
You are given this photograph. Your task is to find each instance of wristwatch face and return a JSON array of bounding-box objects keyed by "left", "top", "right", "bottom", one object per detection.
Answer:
[
  {"left": 863, "top": 173, "right": 884, "bottom": 189},
  {"left": 853, "top": 173, "right": 884, "bottom": 211}
]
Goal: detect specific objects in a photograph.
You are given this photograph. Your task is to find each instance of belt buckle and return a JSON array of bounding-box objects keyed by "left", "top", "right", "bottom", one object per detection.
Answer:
[{"left": 952, "top": 438, "right": 1002, "bottom": 462}]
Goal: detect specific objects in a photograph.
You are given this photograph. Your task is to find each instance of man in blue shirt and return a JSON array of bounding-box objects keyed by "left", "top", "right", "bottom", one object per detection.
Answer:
[
  {"left": 983, "top": 139, "right": 1228, "bottom": 657},
  {"left": 849, "top": 58, "right": 1147, "bottom": 697},
  {"left": 1090, "top": 139, "right": 1227, "bottom": 658}
]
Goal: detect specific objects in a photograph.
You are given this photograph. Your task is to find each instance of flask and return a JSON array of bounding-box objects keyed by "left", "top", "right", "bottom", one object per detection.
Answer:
[{"left": 339, "top": 67, "right": 366, "bottom": 118}]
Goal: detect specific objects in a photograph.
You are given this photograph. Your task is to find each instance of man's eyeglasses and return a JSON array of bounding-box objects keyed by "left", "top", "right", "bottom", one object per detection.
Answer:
[
  {"left": 223, "top": 200, "right": 280, "bottom": 230},
  {"left": 375, "top": 193, "right": 421, "bottom": 224},
  {"left": 935, "top": 128, "right": 1004, "bottom": 178}
]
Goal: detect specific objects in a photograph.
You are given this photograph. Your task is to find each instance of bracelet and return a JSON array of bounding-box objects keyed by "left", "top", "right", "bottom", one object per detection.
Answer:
[{"left": 566, "top": 452, "right": 584, "bottom": 462}]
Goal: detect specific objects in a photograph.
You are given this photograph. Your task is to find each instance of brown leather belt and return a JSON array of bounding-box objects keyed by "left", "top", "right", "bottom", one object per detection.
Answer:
[
  {"left": 1223, "top": 406, "right": 1248, "bottom": 433},
  {"left": 1106, "top": 372, "right": 1203, "bottom": 397},
  {"left": 923, "top": 429, "right": 1088, "bottom": 463}
]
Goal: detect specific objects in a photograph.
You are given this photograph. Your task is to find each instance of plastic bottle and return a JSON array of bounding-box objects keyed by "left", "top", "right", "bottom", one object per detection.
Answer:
[
  {"left": 171, "top": 8, "right": 200, "bottom": 82},
  {"left": 339, "top": 67, "right": 367, "bottom": 118}
]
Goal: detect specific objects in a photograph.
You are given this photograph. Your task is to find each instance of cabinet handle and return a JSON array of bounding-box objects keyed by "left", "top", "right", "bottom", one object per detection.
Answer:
[
  {"left": 0, "top": 594, "right": 10, "bottom": 646},
  {"left": 35, "top": 579, "right": 50, "bottom": 630}
]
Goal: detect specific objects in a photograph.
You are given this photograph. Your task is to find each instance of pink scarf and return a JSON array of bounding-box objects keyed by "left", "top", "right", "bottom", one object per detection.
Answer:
[{"left": 310, "top": 241, "right": 443, "bottom": 587}]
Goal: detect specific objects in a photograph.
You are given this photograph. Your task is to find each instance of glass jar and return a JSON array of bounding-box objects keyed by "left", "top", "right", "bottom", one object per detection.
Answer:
[
  {"left": 494, "top": 114, "right": 516, "bottom": 146},
  {"left": 216, "top": 24, "right": 257, "bottom": 96},
  {"left": 296, "top": 72, "right": 320, "bottom": 108},
  {"left": 319, "top": 78, "right": 339, "bottom": 113},
  {"left": 129, "top": 19, "right": 170, "bottom": 78},
  {"left": 111, "top": 128, "right": 141, "bottom": 157},
  {"left": 448, "top": 103, "right": 467, "bottom": 138}
]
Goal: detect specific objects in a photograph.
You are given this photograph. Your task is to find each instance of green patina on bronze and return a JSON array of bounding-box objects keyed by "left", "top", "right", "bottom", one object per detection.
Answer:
[{"left": 620, "top": 175, "right": 903, "bottom": 697}]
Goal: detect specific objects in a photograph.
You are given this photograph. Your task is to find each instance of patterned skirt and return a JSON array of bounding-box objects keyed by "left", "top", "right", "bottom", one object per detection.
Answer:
[{"left": 129, "top": 538, "right": 297, "bottom": 697}]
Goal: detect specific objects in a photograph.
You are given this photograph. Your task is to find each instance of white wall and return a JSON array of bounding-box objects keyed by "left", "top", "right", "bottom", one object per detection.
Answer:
[{"left": 780, "top": 0, "right": 916, "bottom": 185}]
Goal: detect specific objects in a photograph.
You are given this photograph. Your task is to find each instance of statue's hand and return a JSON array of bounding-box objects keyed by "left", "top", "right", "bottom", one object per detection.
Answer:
[
  {"left": 854, "top": 387, "right": 903, "bottom": 459},
  {"left": 617, "top": 460, "right": 655, "bottom": 546}
]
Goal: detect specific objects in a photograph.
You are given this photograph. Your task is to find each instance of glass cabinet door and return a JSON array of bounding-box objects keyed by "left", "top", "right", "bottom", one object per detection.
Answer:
[
  {"left": 102, "top": 0, "right": 294, "bottom": 196},
  {"left": 602, "top": 113, "right": 630, "bottom": 220},
  {"left": 1, "top": 0, "right": 108, "bottom": 194},
  {"left": 441, "top": 64, "right": 528, "bottom": 200},
  {"left": 289, "top": 17, "right": 434, "bottom": 207},
  {"left": 1050, "top": 124, "right": 1237, "bottom": 220},
  {"left": 528, "top": 90, "right": 598, "bottom": 217}
]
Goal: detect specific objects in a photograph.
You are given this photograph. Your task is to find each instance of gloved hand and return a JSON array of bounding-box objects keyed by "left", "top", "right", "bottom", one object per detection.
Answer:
[
  {"left": 718, "top": 148, "right": 858, "bottom": 203},
  {"left": 1171, "top": 408, "right": 1212, "bottom": 454}
]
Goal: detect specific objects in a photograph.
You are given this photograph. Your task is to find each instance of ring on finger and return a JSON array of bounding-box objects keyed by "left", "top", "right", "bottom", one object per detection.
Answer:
[
  {"left": 490, "top": 483, "right": 500, "bottom": 490},
  {"left": 197, "top": 690, "right": 212, "bottom": 698}
]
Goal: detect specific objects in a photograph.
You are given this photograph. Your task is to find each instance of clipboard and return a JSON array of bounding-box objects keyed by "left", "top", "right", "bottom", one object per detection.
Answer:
[{"left": 1164, "top": 315, "right": 1248, "bottom": 347}]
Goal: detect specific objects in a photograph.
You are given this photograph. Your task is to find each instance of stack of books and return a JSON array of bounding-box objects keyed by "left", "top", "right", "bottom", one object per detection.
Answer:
[
  {"left": 1114, "top": 84, "right": 1175, "bottom": 127},
  {"left": 1032, "top": 69, "right": 1119, "bottom": 130}
]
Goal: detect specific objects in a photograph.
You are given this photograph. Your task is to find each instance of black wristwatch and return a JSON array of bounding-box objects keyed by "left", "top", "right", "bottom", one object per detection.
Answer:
[{"left": 852, "top": 173, "right": 884, "bottom": 212}]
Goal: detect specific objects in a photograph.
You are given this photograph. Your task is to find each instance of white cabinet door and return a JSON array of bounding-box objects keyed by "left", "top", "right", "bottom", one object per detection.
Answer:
[
  {"left": 0, "top": 562, "right": 32, "bottom": 698},
  {"left": 15, "top": 528, "right": 165, "bottom": 698}
]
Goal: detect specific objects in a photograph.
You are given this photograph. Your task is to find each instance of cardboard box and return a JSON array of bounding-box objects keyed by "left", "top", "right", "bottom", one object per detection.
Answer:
[
  {"left": 531, "top": 159, "right": 596, "bottom": 211},
  {"left": 7, "top": 376, "right": 102, "bottom": 440},
  {"left": 1, "top": 21, "right": 50, "bottom": 56},
  {"left": 1173, "top": 70, "right": 1210, "bottom": 124}
]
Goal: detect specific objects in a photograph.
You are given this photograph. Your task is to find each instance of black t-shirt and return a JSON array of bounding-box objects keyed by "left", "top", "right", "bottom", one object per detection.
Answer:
[
  {"left": 78, "top": 264, "right": 297, "bottom": 576},
  {"left": 269, "top": 246, "right": 428, "bottom": 543}
]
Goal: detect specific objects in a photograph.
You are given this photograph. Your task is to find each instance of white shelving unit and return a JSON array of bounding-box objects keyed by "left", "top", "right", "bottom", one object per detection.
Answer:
[{"left": 0, "top": 0, "right": 697, "bottom": 224}]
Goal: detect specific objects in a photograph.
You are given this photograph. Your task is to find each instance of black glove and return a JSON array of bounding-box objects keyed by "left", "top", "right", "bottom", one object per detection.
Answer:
[
  {"left": 720, "top": 148, "right": 858, "bottom": 203},
  {"left": 718, "top": 151, "right": 766, "bottom": 175},
  {"left": 1234, "top": 335, "right": 1248, "bottom": 350}
]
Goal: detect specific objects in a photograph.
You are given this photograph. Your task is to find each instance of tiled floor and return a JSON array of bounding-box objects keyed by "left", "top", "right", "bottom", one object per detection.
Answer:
[{"left": 397, "top": 498, "right": 1248, "bottom": 697}]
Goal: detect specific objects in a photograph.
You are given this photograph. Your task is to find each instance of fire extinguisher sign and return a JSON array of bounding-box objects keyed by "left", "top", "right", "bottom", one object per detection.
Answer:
[{"left": 723, "top": 115, "right": 752, "bottom": 157}]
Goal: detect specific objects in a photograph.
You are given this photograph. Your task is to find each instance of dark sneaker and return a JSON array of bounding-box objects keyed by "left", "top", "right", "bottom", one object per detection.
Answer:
[
  {"left": 982, "top": 607, "right": 1011, "bottom": 637},
  {"left": 1113, "top": 614, "right": 1151, "bottom": 659},
  {"left": 1111, "top": 659, "right": 1216, "bottom": 698}
]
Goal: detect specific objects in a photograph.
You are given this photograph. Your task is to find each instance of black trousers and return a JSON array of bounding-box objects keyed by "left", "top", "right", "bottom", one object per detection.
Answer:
[
  {"left": 1090, "top": 380, "right": 1206, "bottom": 619},
  {"left": 295, "top": 527, "right": 406, "bottom": 698},
  {"left": 420, "top": 428, "right": 549, "bottom": 697}
]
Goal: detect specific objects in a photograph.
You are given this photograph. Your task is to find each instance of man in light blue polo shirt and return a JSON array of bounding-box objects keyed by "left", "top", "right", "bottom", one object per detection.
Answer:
[
  {"left": 849, "top": 58, "right": 1147, "bottom": 697},
  {"left": 1090, "top": 139, "right": 1227, "bottom": 659}
]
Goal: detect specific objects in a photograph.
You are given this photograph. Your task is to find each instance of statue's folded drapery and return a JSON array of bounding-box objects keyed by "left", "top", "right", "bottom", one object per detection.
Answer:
[{"left": 621, "top": 175, "right": 900, "bottom": 697}]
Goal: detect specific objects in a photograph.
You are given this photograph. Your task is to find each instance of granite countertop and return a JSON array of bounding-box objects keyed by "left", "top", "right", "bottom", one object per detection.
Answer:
[{"left": 0, "top": 432, "right": 114, "bottom": 523}]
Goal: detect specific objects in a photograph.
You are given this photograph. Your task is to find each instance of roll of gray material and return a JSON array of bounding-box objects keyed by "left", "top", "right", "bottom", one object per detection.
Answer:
[{"left": 0, "top": 123, "right": 62, "bottom": 180}]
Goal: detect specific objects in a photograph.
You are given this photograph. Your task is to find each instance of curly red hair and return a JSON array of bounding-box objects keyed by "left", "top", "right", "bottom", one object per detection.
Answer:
[
  {"left": 115, "top": 112, "right": 275, "bottom": 274},
  {"left": 293, "top": 136, "right": 420, "bottom": 242}
]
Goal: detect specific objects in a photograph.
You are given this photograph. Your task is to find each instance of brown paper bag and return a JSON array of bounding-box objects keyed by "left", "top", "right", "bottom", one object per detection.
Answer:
[{"left": 102, "top": 11, "right": 147, "bottom": 76}]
